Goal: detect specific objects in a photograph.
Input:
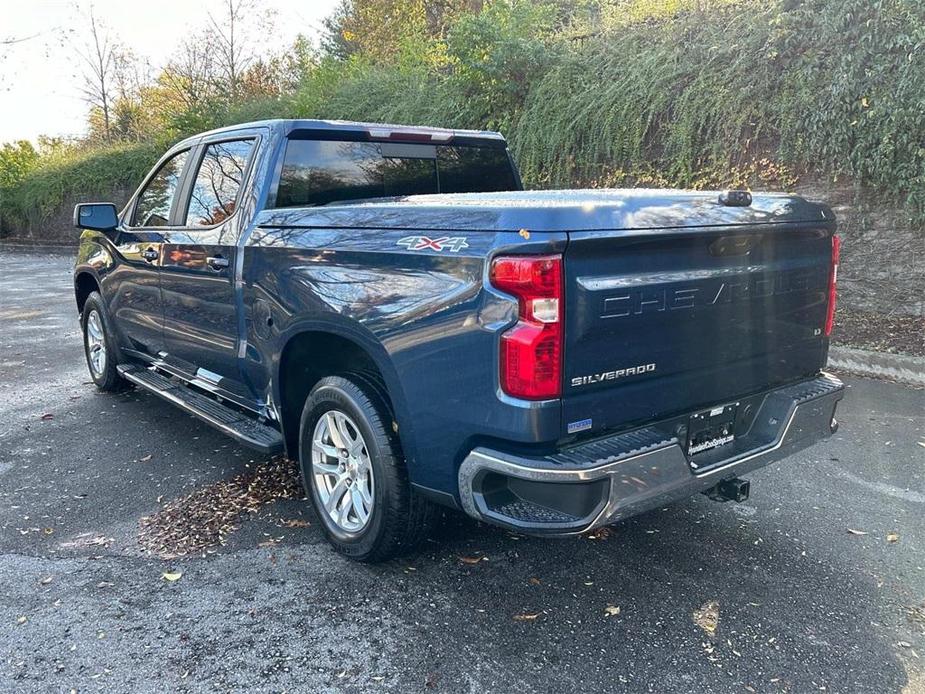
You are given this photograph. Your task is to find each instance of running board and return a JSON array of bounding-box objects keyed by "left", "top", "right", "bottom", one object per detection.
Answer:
[{"left": 117, "top": 364, "right": 284, "bottom": 454}]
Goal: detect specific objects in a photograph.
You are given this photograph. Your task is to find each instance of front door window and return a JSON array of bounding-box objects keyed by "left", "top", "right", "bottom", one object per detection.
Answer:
[{"left": 132, "top": 150, "right": 189, "bottom": 227}]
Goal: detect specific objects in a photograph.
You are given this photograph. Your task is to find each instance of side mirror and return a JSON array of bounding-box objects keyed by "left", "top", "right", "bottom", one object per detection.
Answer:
[{"left": 74, "top": 203, "right": 119, "bottom": 232}]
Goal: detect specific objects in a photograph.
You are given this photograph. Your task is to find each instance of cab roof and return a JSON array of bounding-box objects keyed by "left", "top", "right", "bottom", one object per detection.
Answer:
[{"left": 175, "top": 118, "right": 506, "bottom": 150}]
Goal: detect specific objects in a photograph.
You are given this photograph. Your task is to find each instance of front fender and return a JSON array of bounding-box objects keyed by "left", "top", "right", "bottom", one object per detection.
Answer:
[{"left": 74, "top": 232, "right": 116, "bottom": 306}]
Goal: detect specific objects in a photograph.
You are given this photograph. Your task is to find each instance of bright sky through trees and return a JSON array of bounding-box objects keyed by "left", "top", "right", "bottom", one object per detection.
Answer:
[{"left": 0, "top": 0, "right": 340, "bottom": 142}]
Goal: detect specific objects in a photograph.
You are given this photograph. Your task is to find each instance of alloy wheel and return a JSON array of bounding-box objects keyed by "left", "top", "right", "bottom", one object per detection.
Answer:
[
  {"left": 311, "top": 409, "right": 375, "bottom": 533},
  {"left": 85, "top": 310, "right": 107, "bottom": 377}
]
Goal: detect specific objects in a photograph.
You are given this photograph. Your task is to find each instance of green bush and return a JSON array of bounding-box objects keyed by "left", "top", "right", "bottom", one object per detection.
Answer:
[
  {"left": 0, "top": 142, "right": 160, "bottom": 238},
  {"left": 513, "top": 0, "right": 925, "bottom": 212},
  {"left": 772, "top": 0, "right": 925, "bottom": 212},
  {"left": 0, "top": 141, "right": 40, "bottom": 189},
  {"left": 290, "top": 1, "right": 559, "bottom": 133}
]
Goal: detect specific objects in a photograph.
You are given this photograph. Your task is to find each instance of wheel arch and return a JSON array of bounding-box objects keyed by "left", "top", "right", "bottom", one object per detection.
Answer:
[
  {"left": 74, "top": 233, "right": 117, "bottom": 315},
  {"left": 274, "top": 321, "right": 416, "bottom": 467},
  {"left": 74, "top": 271, "right": 101, "bottom": 314}
]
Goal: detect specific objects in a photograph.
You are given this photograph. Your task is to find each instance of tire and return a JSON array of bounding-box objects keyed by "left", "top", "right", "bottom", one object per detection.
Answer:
[
  {"left": 298, "top": 375, "right": 433, "bottom": 562},
  {"left": 81, "top": 292, "right": 128, "bottom": 392}
]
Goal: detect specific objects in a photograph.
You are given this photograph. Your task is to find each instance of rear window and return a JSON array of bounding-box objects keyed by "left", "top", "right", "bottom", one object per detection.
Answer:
[{"left": 273, "top": 139, "right": 518, "bottom": 208}]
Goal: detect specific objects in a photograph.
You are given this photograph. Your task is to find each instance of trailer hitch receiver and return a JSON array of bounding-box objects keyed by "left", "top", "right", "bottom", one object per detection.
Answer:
[{"left": 706, "top": 477, "right": 750, "bottom": 503}]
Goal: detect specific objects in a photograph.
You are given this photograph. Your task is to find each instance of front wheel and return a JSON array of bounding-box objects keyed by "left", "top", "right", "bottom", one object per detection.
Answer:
[
  {"left": 81, "top": 292, "right": 127, "bottom": 392},
  {"left": 299, "top": 375, "right": 433, "bottom": 562}
]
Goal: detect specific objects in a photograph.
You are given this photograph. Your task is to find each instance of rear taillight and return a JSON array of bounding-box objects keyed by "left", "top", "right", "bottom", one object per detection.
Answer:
[
  {"left": 490, "top": 255, "right": 563, "bottom": 400},
  {"left": 824, "top": 235, "right": 840, "bottom": 336}
]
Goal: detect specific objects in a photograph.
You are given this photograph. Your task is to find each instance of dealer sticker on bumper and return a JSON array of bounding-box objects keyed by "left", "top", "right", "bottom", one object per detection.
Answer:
[{"left": 567, "top": 418, "right": 592, "bottom": 434}]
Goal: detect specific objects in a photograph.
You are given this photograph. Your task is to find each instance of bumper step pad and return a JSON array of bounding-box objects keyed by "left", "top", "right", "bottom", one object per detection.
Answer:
[{"left": 117, "top": 364, "right": 283, "bottom": 454}]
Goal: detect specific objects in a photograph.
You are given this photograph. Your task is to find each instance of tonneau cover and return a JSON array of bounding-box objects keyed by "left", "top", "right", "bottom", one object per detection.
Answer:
[{"left": 255, "top": 189, "right": 833, "bottom": 233}]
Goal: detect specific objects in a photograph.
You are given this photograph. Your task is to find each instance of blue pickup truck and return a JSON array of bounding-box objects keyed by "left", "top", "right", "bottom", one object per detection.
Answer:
[{"left": 73, "top": 119, "right": 844, "bottom": 561}]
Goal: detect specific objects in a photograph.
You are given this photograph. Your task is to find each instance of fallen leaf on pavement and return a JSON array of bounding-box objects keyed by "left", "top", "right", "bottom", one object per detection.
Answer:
[
  {"left": 847, "top": 528, "right": 868, "bottom": 536},
  {"left": 887, "top": 533, "right": 899, "bottom": 543},
  {"left": 693, "top": 600, "right": 720, "bottom": 635},
  {"left": 513, "top": 612, "right": 541, "bottom": 622},
  {"left": 39, "top": 576, "right": 52, "bottom": 585},
  {"left": 139, "top": 455, "right": 152, "bottom": 462},
  {"left": 59, "top": 533, "right": 113, "bottom": 549},
  {"left": 457, "top": 555, "right": 484, "bottom": 565},
  {"left": 529, "top": 577, "right": 541, "bottom": 586},
  {"left": 279, "top": 518, "right": 311, "bottom": 528},
  {"left": 161, "top": 571, "right": 183, "bottom": 582},
  {"left": 40, "top": 413, "right": 53, "bottom": 420},
  {"left": 907, "top": 603, "right": 925, "bottom": 628},
  {"left": 138, "top": 456, "right": 303, "bottom": 559},
  {"left": 604, "top": 605, "right": 621, "bottom": 617}
]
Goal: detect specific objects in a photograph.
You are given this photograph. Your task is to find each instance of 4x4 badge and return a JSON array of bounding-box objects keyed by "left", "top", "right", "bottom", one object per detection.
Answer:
[{"left": 397, "top": 236, "right": 469, "bottom": 252}]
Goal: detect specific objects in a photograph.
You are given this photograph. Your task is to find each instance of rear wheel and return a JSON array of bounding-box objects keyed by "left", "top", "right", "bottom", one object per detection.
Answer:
[
  {"left": 81, "top": 292, "right": 127, "bottom": 392},
  {"left": 298, "top": 375, "right": 433, "bottom": 562}
]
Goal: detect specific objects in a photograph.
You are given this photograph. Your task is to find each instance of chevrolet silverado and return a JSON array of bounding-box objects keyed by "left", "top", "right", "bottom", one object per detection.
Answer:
[{"left": 72, "top": 119, "right": 845, "bottom": 561}]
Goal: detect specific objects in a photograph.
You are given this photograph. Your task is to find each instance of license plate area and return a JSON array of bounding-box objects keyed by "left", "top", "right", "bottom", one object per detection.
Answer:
[{"left": 687, "top": 403, "right": 737, "bottom": 456}]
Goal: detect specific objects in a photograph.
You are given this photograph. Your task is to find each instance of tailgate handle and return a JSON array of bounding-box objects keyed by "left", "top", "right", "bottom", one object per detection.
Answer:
[{"left": 710, "top": 235, "right": 762, "bottom": 257}]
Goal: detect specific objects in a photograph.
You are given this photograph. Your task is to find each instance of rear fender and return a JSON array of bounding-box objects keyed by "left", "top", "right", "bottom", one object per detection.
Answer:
[{"left": 272, "top": 316, "right": 418, "bottom": 471}]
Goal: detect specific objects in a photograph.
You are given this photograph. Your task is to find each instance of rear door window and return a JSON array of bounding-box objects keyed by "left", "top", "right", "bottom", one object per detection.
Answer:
[
  {"left": 274, "top": 139, "right": 517, "bottom": 208},
  {"left": 184, "top": 139, "right": 255, "bottom": 226},
  {"left": 132, "top": 150, "right": 189, "bottom": 227}
]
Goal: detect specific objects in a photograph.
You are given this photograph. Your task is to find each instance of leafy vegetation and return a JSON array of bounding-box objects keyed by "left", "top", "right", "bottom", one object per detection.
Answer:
[
  {"left": 2, "top": 0, "right": 924, "bottom": 239},
  {"left": 1, "top": 141, "right": 159, "bottom": 237},
  {"left": 0, "top": 141, "right": 40, "bottom": 189}
]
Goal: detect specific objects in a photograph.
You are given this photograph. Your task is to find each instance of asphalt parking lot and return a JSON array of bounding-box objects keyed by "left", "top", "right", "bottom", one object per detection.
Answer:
[{"left": 1, "top": 248, "right": 923, "bottom": 693}]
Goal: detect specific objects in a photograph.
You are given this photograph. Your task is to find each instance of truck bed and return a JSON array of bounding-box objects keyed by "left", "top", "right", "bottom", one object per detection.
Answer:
[{"left": 255, "top": 188, "right": 836, "bottom": 442}]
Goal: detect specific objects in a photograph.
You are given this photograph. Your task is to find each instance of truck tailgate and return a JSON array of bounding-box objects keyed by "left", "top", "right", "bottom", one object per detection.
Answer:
[{"left": 562, "top": 224, "right": 834, "bottom": 436}]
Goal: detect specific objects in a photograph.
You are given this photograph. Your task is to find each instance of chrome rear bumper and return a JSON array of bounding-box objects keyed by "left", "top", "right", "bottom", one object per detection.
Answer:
[{"left": 458, "top": 374, "right": 845, "bottom": 535}]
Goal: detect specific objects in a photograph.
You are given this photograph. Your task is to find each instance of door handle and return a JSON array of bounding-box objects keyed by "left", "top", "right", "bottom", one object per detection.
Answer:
[
  {"left": 207, "top": 255, "right": 230, "bottom": 270},
  {"left": 142, "top": 248, "right": 159, "bottom": 262}
]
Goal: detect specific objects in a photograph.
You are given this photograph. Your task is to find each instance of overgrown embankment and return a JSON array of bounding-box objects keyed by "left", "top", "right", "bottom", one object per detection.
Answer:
[
  {"left": 0, "top": 142, "right": 159, "bottom": 244},
  {"left": 1, "top": 0, "right": 921, "bottom": 320}
]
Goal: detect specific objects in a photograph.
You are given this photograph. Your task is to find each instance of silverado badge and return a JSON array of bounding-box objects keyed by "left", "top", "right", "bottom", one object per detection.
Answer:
[{"left": 571, "top": 363, "right": 657, "bottom": 388}]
